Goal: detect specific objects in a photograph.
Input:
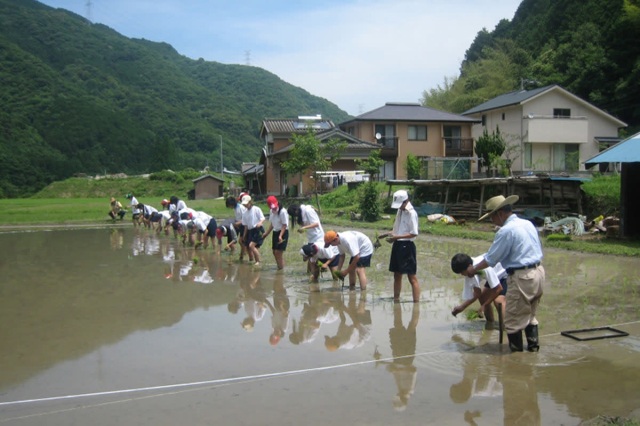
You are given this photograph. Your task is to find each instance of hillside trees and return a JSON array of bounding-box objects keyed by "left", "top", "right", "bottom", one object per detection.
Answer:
[
  {"left": 0, "top": 0, "right": 352, "bottom": 197},
  {"left": 422, "top": 0, "right": 640, "bottom": 133}
]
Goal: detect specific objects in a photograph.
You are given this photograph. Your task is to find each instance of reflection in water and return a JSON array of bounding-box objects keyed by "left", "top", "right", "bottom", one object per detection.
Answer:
[
  {"left": 374, "top": 303, "right": 420, "bottom": 411},
  {"left": 239, "top": 272, "right": 268, "bottom": 332},
  {"left": 324, "top": 291, "right": 371, "bottom": 351},
  {"left": 269, "top": 272, "right": 290, "bottom": 346},
  {"left": 1, "top": 228, "right": 639, "bottom": 425},
  {"left": 449, "top": 332, "right": 540, "bottom": 426},
  {"left": 289, "top": 291, "right": 341, "bottom": 345},
  {"left": 110, "top": 229, "right": 123, "bottom": 250}
]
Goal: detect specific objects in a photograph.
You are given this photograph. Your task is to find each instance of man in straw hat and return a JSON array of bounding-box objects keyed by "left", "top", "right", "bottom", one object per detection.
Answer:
[{"left": 464, "top": 194, "right": 544, "bottom": 352}]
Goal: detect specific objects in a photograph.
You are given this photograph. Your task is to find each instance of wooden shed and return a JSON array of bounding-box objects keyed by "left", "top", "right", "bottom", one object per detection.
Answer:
[
  {"left": 193, "top": 175, "right": 224, "bottom": 200},
  {"left": 386, "top": 175, "right": 588, "bottom": 220}
]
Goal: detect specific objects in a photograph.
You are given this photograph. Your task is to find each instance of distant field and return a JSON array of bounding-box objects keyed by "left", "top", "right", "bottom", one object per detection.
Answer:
[{"left": 0, "top": 198, "right": 233, "bottom": 226}]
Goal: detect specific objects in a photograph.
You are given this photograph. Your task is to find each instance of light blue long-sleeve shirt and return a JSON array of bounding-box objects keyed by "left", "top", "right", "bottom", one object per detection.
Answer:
[{"left": 484, "top": 214, "right": 543, "bottom": 269}]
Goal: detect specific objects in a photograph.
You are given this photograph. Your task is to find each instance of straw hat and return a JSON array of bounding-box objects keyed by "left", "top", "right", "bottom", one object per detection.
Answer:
[{"left": 478, "top": 195, "right": 519, "bottom": 221}]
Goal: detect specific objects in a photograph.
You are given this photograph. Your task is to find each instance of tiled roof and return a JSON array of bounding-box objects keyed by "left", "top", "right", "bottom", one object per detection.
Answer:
[
  {"left": 192, "top": 174, "right": 224, "bottom": 183},
  {"left": 463, "top": 85, "right": 555, "bottom": 115},
  {"left": 340, "top": 102, "right": 479, "bottom": 124},
  {"left": 262, "top": 118, "right": 335, "bottom": 134},
  {"left": 463, "top": 85, "right": 627, "bottom": 127},
  {"left": 270, "top": 128, "right": 379, "bottom": 156},
  {"left": 586, "top": 132, "right": 640, "bottom": 165}
]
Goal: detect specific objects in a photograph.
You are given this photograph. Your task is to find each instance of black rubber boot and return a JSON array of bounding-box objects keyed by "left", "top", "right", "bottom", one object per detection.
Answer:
[
  {"left": 507, "top": 331, "right": 524, "bottom": 352},
  {"left": 525, "top": 324, "right": 539, "bottom": 352}
]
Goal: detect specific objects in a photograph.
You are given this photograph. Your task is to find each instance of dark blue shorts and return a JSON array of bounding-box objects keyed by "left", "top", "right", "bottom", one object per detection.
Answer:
[
  {"left": 246, "top": 226, "right": 264, "bottom": 248},
  {"left": 271, "top": 229, "right": 289, "bottom": 251},
  {"left": 149, "top": 212, "right": 162, "bottom": 223},
  {"left": 205, "top": 218, "right": 217, "bottom": 236},
  {"left": 388, "top": 240, "right": 417, "bottom": 275},
  {"left": 351, "top": 254, "right": 372, "bottom": 268},
  {"left": 320, "top": 256, "right": 340, "bottom": 268},
  {"left": 485, "top": 277, "right": 508, "bottom": 296}
]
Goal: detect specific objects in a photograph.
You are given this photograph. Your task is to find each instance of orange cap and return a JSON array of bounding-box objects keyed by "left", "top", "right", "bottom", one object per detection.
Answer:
[{"left": 324, "top": 230, "right": 338, "bottom": 247}]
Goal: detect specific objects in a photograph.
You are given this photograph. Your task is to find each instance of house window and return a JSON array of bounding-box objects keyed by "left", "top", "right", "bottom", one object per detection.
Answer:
[
  {"left": 524, "top": 143, "right": 532, "bottom": 168},
  {"left": 374, "top": 124, "right": 396, "bottom": 148},
  {"left": 552, "top": 144, "right": 579, "bottom": 171},
  {"left": 408, "top": 125, "right": 427, "bottom": 141},
  {"left": 553, "top": 108, "right": 571, "bottom": 118},
  {"left": 481, "top": 115, "right": 486, "bottom": 126},
  {"left": 502, "top": 113, "right": 506, "bottom": 120},
  {"left": 444, "top": 125, "right": 462, "bottom": 151}
]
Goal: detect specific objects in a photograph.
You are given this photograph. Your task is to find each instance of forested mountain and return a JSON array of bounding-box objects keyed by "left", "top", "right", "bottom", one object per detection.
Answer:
[
  {"left": 422, "top": 0, "right": 640, "bottom": 134},
  {"left": 0, "top": 0, "right": 351, "bottom": 197}
]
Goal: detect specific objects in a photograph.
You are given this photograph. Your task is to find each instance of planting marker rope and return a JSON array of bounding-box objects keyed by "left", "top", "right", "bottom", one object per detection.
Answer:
[{"left": 2, "top": 319, "right": 638, "bottom": 409}]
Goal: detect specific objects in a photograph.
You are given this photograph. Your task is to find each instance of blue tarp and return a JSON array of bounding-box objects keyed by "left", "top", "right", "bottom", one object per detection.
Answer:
[{"left": 417, "top": 203, "right": 444, "bottom": 216}]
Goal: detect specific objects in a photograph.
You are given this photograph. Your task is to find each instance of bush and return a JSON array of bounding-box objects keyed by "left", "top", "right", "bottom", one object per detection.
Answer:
[
  {"left": 150, "top": 170, "right": 181, "bottom": 182},
  {"left": 359, "top": 181, "right": 382, "bottom": 222},
  {"left": 582, "top": 174, "right": 620, "bottom": 218}
]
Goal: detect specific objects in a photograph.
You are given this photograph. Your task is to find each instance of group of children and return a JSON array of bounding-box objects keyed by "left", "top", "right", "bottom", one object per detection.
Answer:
[{"left": 109, "top": 190, "right": 507, "bottom": 326}]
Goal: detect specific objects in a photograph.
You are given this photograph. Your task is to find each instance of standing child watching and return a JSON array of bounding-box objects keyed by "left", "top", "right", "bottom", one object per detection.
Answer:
[
  {"left": 383, "top": 190, "right": 421, "bottom": 303},
  {"left": 262, "top": 196, "right": 289, "bottom": 270}
]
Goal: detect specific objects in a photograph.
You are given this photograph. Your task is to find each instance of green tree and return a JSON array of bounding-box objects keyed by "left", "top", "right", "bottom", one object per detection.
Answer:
[
  {"left": 475, "top": 127, "right": 506, "bottom": 173},
  {"left": 359, "top": 182, "right": 381, "bottom": 222},
  {"left": 405, "top": 153, "right": 421, "bottom": 180},
  {"left": 281, "top": 129, "right": 346, "bottom": 209},
  {"left": 355, "top": 149, "right": 384, "bottom": 181},
  {"left": 356, "top": 150, "right": 386, "bottom": 222}
]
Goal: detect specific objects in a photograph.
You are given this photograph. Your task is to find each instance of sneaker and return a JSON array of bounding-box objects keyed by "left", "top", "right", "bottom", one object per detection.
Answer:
[{"left": 253, "top": 262, "right": 261, "bottom": 268}]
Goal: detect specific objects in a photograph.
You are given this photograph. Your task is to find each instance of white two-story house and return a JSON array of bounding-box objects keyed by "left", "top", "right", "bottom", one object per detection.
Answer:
[{"left": 463, "top": 85, "right": 627, "bottom": 173}]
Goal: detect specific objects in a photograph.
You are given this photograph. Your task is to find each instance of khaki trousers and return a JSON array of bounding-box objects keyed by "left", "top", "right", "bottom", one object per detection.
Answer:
[{"left": 505, "top": 265, "right": 545, "bottom": 334}]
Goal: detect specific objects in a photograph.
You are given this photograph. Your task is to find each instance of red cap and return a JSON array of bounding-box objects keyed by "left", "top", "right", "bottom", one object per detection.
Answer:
[{"left": 266, "top": 195, "right": 278, "bottom": 210}]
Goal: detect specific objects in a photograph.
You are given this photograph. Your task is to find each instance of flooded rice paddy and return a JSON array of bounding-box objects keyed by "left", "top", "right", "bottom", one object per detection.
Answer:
[{"left": 0, "top": 226, "right": 639, "bottom": 425}]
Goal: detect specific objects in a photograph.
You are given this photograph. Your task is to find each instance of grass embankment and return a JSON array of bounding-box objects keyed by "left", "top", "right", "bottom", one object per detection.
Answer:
[{"left": 2, "top": 175, "right": 639, "bottom": 257}]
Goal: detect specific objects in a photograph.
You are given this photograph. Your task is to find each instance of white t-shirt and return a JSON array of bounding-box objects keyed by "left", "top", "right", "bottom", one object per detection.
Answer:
[
  {"left": 462, "top": 254, "right": 507, "bottom": 300},
  {"left": 300, "top": 204, "right": 324, "bottom": 243},
  {"left": 143, "top": 204, "right": 158, "bottom": 216},
  {"left": 234, "top": 204, "right": 247, "bottom": 223},
  {"left": 130, "top": 196, "right": 140, "bottom": 214},
  {"left": 242, "top": 205, "right": 265, "bottom": 229},
  {"left": 269, "top": 208, "right": 289, "bottom": 232},
  {"left": 392, "top": 202, "right": 419, "bottom": 241},
  {"left": 169, "top": 199, "right": 188, "bottom": 213},
  {"left": 301, "top": 241, "right": 339, "bottom": 262},
  {"left": 336, "top": 231, "right": 374, "bottom": 258}
]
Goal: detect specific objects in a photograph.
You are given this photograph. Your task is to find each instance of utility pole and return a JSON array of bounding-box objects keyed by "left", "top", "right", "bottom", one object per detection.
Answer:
[
  {"left": 219, "top": 135, "right": 224, "bottom": 179},
  {"left": 85, "top": 0, "right": 92, "bottom": 22}
]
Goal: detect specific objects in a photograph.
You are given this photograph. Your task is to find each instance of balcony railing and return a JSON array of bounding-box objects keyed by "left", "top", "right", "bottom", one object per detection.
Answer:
[
  {"left": 444, "top": 137, "right": 474, "bottom": 156},
  {"left": 377, "top": 136, "right": 398, "bottom": 156}
]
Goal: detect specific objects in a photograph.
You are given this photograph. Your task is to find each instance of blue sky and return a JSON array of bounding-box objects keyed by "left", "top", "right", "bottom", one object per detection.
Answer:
[{"left": 38, "top": 0, "right": 522, "bottom": 116}]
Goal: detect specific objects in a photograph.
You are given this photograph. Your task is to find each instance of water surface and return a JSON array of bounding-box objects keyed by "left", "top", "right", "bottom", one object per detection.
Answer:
[{"left": 0, "top": 227, "right": 638, "bottom": 425}]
